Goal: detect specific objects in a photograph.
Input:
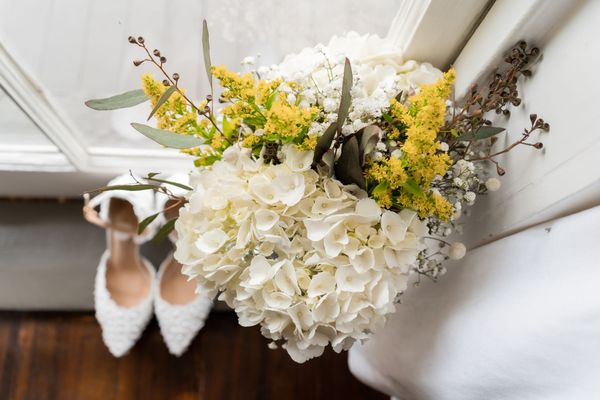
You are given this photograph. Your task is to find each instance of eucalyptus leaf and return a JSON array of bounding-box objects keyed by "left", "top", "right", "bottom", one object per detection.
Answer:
[
  {"left": 458, "top": 126, "right": 505, "bottom": 141},
  {"left": 336, "top": 58, "right": 353, "bottom": 130},
  {"left": 145, "top": 176, "right": 193, "bottom": 191},
  {"left": 202, "top": 19, "right": 212, "bottom": 90},
  {"left": 359, "top": 125, "right": 382, "bottom": 165},
  {"left": 147, "top": 85, "right": 177, "bottom": 121},
  {"left": 312, "top": 123, "right": 337, "bottom": 166},
  {"left": 138, "top": 213, "right": 159, "bottom": 234},
  {"left": 334, "top": 136, "right": 366, "bottom": 189},
  {"left": 131, "top": 123, "right": 204, "bottom": 149},
  {"left": 94, "top": 184, "right": 156, "bottom": 192},
  {"left": 153, "top": 218, "right": 177, "bottom": 243},
  {"left": 85, "top": 89, "right": 148, "bottom": 110}
]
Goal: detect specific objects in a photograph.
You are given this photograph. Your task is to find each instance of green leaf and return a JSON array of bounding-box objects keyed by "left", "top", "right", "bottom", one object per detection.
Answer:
[
  {"left": 153, "top": 218, "right": 176, "bottom": 243},
  {"left": 264, "top": 90, "right": 278, "bottom": 110},
  {"left": 145, "top": 176, "right": 193, "bottom": 191},
  {"left": 138, "top": 213, "right": 159, "bottom": 234},
  {"left": 93, "top": 184, "right": 156, "bottom": 192},
  {"left": 147, "top": 85, "right": 177, "bottom": 121},
  {"left": 131, "top": 123, "right": 204, "bottom": 149},
  {"left": 334, "top": 136, "right": 366, "bottom": 189},
  {"left": 312, "top": 123, "right": 337, "bottom": 166},
  {"left": 85, "top": 89, "right": 148, "bottom": 110},
  {"left": 336, "top": 58, "right": 353, "bottom": 130},
  {"left": 242, "top": 116, "right": 266, "bottom": 127},
  {"left": 358, "top": 125, "right": 381, "bottom": 165},
  {"left": 222, "top": 116, "right": 234, "bottom": 138},
  {"left": 312, "top": 59, "right": 353, "bottom": 167},
  {"left": 402, "top": 179, "right": 424, "bottom": 197},
  {"left": 458, "top": 126, "right": 505, "bottom": 141},
  {"left": 202, "top": 19, "right": 212, "bottom": 90},
  {"left": 372, "top": 180, "right": 389, "bottom": 196}
]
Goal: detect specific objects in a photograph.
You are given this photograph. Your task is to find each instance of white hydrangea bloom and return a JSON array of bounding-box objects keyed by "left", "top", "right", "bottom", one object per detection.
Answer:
[{"left": 175, "top": 145, "right": 427, "bottom": 363}]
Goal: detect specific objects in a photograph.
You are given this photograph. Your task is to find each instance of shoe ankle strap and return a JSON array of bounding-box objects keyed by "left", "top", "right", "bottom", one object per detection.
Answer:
[{"left": 83, "top": 193, "right": 137, "bottom": 237}]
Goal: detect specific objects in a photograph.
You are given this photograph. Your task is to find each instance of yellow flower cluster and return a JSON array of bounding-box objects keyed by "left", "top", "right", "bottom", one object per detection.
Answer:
[
  {"left": 367, "top": 69, "right": 456, "bottom": 220},
  {"left": 264, "top": 93, "right": 318, "bottom": 139},
  {"left": 297, "top": 134, "right": 318, "bottom": 151},
  {"left": 366, "top": 157, "right": 409, "bottom": 209},
  {"left": 211, "top": 65, "right": 318, "bottom": 149},
  {"left": 141, "top": 74, "right": 196, "bottom": 134},
  {"left": 211, "top": 66, "right": 255, "bottom": 101}
]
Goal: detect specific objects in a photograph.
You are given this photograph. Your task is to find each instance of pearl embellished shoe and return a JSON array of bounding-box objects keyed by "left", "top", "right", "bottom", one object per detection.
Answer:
[
  {"left": 154, "top": 252, "right": 213, "bottom": 356},
  {"left": 94, "top": 248, "right": 155, "bottom": 357},
  {"left": 154, "top": 173, "right": 213, "bottom": 356},
  {"left": 84, "top": 174, "right": 160, "bottom": 357}
]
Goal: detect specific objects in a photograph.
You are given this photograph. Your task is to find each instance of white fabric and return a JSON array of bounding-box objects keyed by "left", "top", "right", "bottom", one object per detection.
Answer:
[
  {"left": 154, "top": 253, "right": 214, "bottom": 356},
  {"left": 348, "top": 205, "right": 600, "bottom": 400}
]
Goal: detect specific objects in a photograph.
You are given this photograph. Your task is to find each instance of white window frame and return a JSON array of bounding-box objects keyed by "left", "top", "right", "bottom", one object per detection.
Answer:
[{"left": 6, "top": 0, "right": 591, "bottom": 228}]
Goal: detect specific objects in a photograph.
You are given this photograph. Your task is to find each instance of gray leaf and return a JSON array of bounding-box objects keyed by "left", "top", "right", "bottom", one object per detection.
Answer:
[
  {"left": 147, "top": 85, "right": 177, "bottom": 121},
  {"left": 458, "top": 126, "right": 505, "bottom": 141},
  {"left": 334, "top": 136, "right": 366, "bottom": 189},
  {"left": 131, "top": 123, "right": 204, "bottom": 149},
  {"left": 85, "top": 89, "right": 148, "bottom": 110}
]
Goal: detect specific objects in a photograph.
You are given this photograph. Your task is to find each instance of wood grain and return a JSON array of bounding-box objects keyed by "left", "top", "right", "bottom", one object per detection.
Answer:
[{"left": 0, "top": 312, "right": 385, "bottom": 400}]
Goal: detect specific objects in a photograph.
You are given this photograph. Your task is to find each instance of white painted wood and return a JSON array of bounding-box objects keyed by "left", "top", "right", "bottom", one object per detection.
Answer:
[
  {"left": 386, "top": 0, "right": 493, "bottom": 68},
  {"left": 454, "top": 0, "right": 582, "bottom": 97},
  {"left": 449, "top": 0, "right": 600, "bottom": 247},
  {"left": 0, "top": 41, "right": 90, "bottom": 170}
]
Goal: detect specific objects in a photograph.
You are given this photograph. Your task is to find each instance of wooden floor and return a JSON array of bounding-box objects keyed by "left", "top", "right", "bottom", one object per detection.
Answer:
[{"left": 0, "top": 312, "right": 385, "bottom": 400}]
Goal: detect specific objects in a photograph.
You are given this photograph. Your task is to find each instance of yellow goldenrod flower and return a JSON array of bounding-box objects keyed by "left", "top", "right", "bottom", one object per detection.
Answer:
[{"left": 370, "top": 69, "right": 456, "bottom": 220}]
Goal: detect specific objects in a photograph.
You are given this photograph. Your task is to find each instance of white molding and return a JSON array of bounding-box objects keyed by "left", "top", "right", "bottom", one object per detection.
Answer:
[
  {"left": 387, "top": 0, "right": 493, "bottom": 68},
  {"left": 0, "top": 42, "right": 90, "bottom": 171},
  {"left": 0, "top": 144, "right": 74, "bottom": 172},
  {"left": 0, "top": 42, "right": 195, "bottom": 176}
]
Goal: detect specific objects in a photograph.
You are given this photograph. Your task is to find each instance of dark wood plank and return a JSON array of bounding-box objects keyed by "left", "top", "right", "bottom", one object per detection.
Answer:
[{"left": 0, "top": 312, "right": 385, "bottom": 400}]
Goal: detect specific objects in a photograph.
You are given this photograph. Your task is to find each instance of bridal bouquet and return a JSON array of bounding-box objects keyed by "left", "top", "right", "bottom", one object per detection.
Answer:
[{"left": 87, "top": 23, "right": 548, "bottom": 362}]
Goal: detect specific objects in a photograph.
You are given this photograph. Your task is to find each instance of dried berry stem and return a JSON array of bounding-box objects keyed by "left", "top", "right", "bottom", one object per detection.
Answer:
[{"left": 131, "top": 37, "right": 224, "bottom": 137}]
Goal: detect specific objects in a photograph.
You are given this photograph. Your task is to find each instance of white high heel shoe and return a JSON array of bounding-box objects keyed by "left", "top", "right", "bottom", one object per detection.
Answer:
[
  {"left": 154, "top": 173, "right": 213, "bottom": 356},
  {"left": 154, "top": 250, "right": 213, "bottom": 356},
  {"left": 84, "top": 174, "right": 159, "bottom": 357}
]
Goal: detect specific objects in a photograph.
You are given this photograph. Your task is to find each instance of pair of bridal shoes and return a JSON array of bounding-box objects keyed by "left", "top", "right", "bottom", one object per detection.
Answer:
[{"left": 84, "top": 173, "right": 213, "bottom": 357}]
